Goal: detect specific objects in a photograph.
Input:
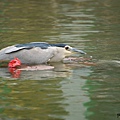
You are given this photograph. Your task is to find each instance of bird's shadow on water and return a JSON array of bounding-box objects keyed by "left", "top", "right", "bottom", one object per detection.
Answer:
[
  {"left": 0, "top": 60, "right": 90, "bottom": 80},
  {"left": 0, "top": 58, "right": 119, "bottom": 80}
]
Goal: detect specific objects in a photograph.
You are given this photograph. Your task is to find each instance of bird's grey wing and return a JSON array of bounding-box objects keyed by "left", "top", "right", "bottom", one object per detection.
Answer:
[
  {"left": 5, "top": 42, "right": 50, "bottom": 54},
  {"left": 5, "top": 45, "right": 32, "bottom": 54}
]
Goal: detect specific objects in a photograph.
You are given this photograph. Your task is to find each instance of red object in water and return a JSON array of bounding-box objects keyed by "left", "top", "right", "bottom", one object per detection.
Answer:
[
  {"left": 8, "top": 58, "right": 21, "bottom": 68},
  {"left": 8, "top": 67, "right": 21, "bottom": 78},
  {"left": 8, "top": 58, "right": 21, "bottom": 78}
]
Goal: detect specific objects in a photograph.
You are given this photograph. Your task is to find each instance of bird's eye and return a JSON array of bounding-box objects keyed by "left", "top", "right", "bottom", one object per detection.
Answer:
[{"left": 65, "top": 46, "right": 69, "bottom": 50}]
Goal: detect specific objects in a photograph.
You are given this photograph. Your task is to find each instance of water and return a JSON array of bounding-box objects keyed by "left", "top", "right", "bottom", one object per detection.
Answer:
[{"left": 0, "top": 0, "right": 120, "bottom": 120}]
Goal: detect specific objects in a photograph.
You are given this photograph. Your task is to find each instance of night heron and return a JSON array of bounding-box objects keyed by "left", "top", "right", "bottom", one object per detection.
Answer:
[{"left": 0, "top": 42, "right": 86, "bottom": 64}]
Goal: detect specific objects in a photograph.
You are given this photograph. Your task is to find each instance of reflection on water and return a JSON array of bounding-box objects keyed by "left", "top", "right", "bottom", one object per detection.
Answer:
[
  {"left": 0, "top": 63, "right": 72, "bottom": 80},
  {"left": 0, "top": 0, "right": 120, "bottom": 120},
  {"left": 0, "top": 63, "right": 91, "bottom": 120},
  {"left": 0, "top": 62, "right": 91, "bottom": 80}
]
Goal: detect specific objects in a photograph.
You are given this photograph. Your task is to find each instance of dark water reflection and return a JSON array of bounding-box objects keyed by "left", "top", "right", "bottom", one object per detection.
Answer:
[{"left": 0, "top": 0, "right": 120, "bottom": 120}]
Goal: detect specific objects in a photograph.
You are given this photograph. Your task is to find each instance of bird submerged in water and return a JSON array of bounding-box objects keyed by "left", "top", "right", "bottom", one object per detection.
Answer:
[{"left": 0, "top": 42, "right": 86, "bottom": 65}]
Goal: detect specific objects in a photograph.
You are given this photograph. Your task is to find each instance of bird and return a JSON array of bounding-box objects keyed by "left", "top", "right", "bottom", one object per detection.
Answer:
[{"left": 0, "top": 42, "right": 86, "bottom": 65}]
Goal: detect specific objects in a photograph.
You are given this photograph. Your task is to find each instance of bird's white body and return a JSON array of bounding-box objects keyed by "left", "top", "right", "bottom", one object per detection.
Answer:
[
  {"left": 0, "top": 44, "right": 70, "bottom": 64},
  {"left": 0, "top": 42, "right": 86, "bottom": 64}
]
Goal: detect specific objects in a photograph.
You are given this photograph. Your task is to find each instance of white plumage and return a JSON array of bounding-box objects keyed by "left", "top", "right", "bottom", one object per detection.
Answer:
[{"left": 0, "top": 42, "right": 86, "bottom": 64}]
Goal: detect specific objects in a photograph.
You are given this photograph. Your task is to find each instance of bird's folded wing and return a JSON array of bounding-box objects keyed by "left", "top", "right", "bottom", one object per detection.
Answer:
[
  {"left": 5, "top": 46, "right": 32, "bottom": 54},
  {"left": 5, "top": 42, "right": 49, "bottom": 54}
]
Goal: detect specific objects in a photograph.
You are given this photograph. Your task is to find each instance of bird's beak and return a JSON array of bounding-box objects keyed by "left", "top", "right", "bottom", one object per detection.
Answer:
[{"left": 70, "top": 48, "right": 86, "bottom": 54}]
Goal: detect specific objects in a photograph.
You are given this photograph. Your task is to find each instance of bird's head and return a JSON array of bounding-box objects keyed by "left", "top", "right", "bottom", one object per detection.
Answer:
[
  {"left": 64, "top": 45, "right": 86, "bottom": 55},
  {"left": 52, "top": 43, "right": 86, "bottom": 56},
  {"left": 49, "top": 43, "right": 86, "bottom": 62}
]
